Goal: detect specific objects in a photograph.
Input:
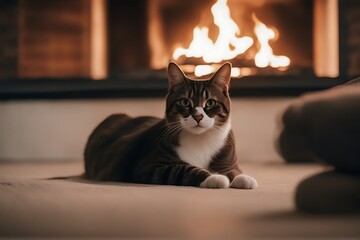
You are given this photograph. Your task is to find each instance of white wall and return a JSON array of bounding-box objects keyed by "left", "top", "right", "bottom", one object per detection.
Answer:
[{"left": 0, "top": 98, "right": 293, "bottom": 162}]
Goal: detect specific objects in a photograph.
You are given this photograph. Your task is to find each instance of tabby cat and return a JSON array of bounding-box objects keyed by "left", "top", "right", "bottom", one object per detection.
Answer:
[{"left": 84, "top": 62, "right": 257, "bottom": 189}]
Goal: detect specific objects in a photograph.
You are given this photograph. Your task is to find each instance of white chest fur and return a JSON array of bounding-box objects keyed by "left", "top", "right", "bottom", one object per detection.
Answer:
[{"left": 176, "top": 122, "right": 231, "bottom": 170}]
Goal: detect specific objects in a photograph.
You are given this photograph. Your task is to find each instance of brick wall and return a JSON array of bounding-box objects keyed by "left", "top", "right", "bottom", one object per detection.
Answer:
[
  {"left": 0, "top": 0, "right": 91, "bottom": 79},
  {"left": 18, "top": 0, "right": 91, "bottom": 78},
  {"left": 1, "top": 0, "right": 358, "bottom": 80},
  {"left": 0, "top": 0, "right": 19, "bottom": 78}
]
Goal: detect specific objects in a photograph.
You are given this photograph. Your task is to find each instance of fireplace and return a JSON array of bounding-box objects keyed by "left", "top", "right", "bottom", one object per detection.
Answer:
[
  {"left": 115, "top": 0, "right": 313, "bottom": 76},
  {"left": 0, "top": 0, "right": 358, "bottom": 99},
  {"left": 107, "top": 0, "right": 348, "bottom": 93}
]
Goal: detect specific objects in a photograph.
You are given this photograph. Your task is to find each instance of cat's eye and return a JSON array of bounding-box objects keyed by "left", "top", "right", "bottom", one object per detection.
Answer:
[
  {"left": 205, "top": 99, "right": 217, "bottom": 108},
  {"left": 179, "top": 98, "right": 191, "bottom": 107}
]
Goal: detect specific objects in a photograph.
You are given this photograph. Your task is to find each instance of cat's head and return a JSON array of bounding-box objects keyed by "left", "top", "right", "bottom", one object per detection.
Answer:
[{"left": 166, "top": 62, "right": 231, "bottom": 135}]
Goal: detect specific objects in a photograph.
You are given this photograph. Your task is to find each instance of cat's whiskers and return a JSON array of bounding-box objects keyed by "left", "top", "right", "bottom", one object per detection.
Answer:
[
  {"left": 212, "top": 125, "right": 223, "bottom": 133},
  {"left": 160, "top": 120, "right": 179, "bottom": 131},
  {"left": 157, "top": 122, "right": 183, "bottom": 144},
  {"left": 162, "top": 126, "right": 182, "bottom": 144},
  {"left": 213, "top": 124, "right": 232, "bottom": 142}
]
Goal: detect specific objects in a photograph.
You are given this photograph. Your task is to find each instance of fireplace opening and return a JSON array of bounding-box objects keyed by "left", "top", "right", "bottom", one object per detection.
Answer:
[
  {"left": 148, "top": 0, "right": 311, "bottom": 78},
  {"left": 100, "top": 0, "right": 351, "bottom": 97},
  {"left": 108, "top": 0, "right": 339, "bottom": 81}
]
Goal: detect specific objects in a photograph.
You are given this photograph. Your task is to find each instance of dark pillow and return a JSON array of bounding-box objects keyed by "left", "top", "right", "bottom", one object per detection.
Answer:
[
  {"left": 277, "top": 78, "right": 360, "bottom": 173},
  {"left": 296, "top": 170, "right": 360, "bottom": 214}
]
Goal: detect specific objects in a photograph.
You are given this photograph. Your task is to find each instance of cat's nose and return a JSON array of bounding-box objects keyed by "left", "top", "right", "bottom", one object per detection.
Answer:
[{"left": 192, "top": 113, "right": 204, "bottom": 123}]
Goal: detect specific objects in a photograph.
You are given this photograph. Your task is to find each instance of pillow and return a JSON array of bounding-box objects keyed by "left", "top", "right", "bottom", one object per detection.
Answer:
[
  {"left": 277, "top": 77, "right": 360, "bottom": 173},
  {"left": 296, "top": 170, "right": 360, "bottom": 214}
]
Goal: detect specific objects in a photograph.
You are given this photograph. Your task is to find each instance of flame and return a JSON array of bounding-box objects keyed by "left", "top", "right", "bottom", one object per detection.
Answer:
[
  {"left": 253, "top": 14, "right": 290, "bottom": 68},
  {"left": 231, "top": 67, "right": 241, "bottom": 77},
  {"left": 172, "top": 0, "right": 291, "bottom": 77},
  {"left": 173, "top": 0, "right": 253, "bottom": 63},
  {"left": 194, "top": 65, "right": 215, "bottom": 77},
  {"left": 194, "top": 65, "right": 241, "bottom": 78}
]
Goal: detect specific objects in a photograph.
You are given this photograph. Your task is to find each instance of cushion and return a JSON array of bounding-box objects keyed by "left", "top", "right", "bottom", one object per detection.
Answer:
[
  {"left": 296, "top": 170, "right": 360, "bottom": 214},
  {"left": 277, "top": 77, "right": 360, "bottom": 173}
]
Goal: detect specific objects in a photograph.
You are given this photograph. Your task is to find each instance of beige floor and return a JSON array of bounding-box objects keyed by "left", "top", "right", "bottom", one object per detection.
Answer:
[{"left": 1, "top": 161, "right": 359, "bottom": 238}]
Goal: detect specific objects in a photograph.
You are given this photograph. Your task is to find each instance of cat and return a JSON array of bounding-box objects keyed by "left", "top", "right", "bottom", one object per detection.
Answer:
[{"left": 84, "top": 62, "right": 257, "bottom": 189}]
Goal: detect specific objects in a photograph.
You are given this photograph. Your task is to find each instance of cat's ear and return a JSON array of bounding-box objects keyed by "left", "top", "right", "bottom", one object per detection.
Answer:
[
  {"left": 211, "top": 62, "right": 232, "bottom": 90},
  {"left": 168, "top": 62, "right": 186, "bottom": 88}
]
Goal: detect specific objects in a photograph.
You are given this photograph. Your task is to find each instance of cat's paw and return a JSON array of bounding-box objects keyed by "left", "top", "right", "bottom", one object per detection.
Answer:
[
  {"left": 200, "top": 174, "right": 230, "bottom": 189},
  {"left": 230, "top": 174, "right": 258, "bottom": 189}
]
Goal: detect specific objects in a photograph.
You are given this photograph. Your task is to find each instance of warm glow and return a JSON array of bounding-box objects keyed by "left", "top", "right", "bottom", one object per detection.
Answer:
[
  {"left": 90, "top": 0, "right": 107, "bottom": 80},
  {"left": 171, "top": 0, "right": 291, "bottom": 77},
  {"left": 253, "top": 14, "right": 290, "bottom": 68},
  {"left": 194, "top": 65, "right": 242, "bottom": 78},
  {"left": 231, "top": 67, "right": 241, "bottom": 77},
  {"left": 240, "top": 67, "right": 252, "bottom": 76},
  {"left": 173, "top": 0, "right": 253, "bottom": 63},
  {"left": 194, "top": 65, "right": 215, "bottom": 77}
]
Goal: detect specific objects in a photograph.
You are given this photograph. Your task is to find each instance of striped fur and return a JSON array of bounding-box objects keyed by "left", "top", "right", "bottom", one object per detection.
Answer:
[{"left": 84, "top": 62, "right": 249, "bottom": 187}]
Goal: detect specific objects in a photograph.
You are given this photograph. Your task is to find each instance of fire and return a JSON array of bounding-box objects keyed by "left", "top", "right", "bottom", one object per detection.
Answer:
[
  {"left": 194, "top": 65, "right": 241, "bottom": 78},
  {"left": 173, "top": 0, "right": 253, "bottom": 63},
  {"left": 194, "top": 65, "right": 214, "bottom": 77},
  {"left": 172, "top": 0, "right": 290, "bottom": 77},
  {"left": 253, "top": 14, "right": 290, "bottom": 68}
]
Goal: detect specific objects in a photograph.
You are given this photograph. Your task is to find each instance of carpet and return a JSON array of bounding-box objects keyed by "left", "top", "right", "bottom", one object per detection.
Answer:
[{"left": 0, "top": 161, "right": 359, "bottom": 238}]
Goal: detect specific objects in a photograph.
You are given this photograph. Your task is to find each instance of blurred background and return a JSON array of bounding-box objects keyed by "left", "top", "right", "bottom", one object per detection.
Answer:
[
  {"left": 0, "top": 0, "right": 359, "bottom": 162},
  {"left": 1, "top": 0, "right": 359, "bottom": 81}
]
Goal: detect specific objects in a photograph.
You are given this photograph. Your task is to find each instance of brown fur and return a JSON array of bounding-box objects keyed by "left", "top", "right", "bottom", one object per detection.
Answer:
[{"left": 84, "top": 62, "right": 242, "bottom": 186}]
